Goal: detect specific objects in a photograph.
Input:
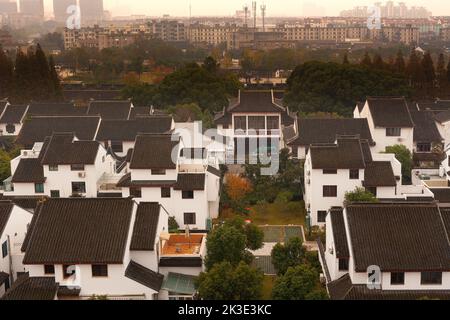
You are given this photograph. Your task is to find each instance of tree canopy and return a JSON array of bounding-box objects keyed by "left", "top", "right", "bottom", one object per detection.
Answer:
[
  {"left": 284, "top": 61, "right": 411, "bottom": 116},
  {"left": 271, "top": 237, "right": 306, "bottom": 275}
]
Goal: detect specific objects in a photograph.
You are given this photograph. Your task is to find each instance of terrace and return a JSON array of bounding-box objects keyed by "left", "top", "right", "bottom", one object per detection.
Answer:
[{"left": 160, "top": 234, "right": 206, "bottom": 257}]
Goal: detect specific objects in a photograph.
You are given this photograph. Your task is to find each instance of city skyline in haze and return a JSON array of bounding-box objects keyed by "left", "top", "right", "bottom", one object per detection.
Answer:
[{"left": 37, "top": 0, "right": 450, "bottom": 18}]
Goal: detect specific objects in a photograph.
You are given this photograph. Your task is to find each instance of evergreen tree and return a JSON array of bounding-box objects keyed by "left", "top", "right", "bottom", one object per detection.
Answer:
[
  {"left": 436, "top": 53, "right": 447, "bottom": 88},
  {"left": 406, "top": 49, "right": 424, "bottom": 87},
  {"left": 421, "top": 51, "right": 435, "bottom": 86},
  {"left": 394, "top": 49, "right": 406, "bottom": 74},
  {"left": 13, "top": 50, "right": 32, "bottom": 103},
  {"left": 361, "top": 51, "right": 372, "bottom": 67},
  {"left": 33, "top": 44, "right": 52, "bottom": 101},
  {"left": 342, "top": 52, "right": 349, "bottom": 64},
  {"left": 373, "top": 54, "right": 385, "bottom": 70},
  {"left": 0, "top": 46, "right": 13, "bottom": 98},
  {"left": 48, "top": 55, "right": 62, "bottom": 99}
]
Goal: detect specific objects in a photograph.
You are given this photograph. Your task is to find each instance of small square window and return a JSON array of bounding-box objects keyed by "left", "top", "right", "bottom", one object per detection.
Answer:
[
  {"left": 111, "top": 141, "right": 123, "bottom": 153},
  {"left": 182, "top": 190, "right": 194, "bottom": 199},
  {"left": 391, "top": 272, "right": 405, "bottom": 285},
  {"left": 72, "top": 182, "right": 86, "bottom": 194},
  {"left": 349, "top": 169, "right": 359, "bottom": 180},
  {"left": 417, "top": 143, "right": 431, "bottom": 153},
  {"left": 92, "top": 265, "right": 108, "bottom": 277},
  {"left": 317, "top": 211, "right": 327, "bottom": 223},
  {"left": 323, "top": 186, "right": 337, "bottom": 197},
  {"left": 49, "top": 165, "right": 58, "bottom": 172},
  {"left": 50, "top": 190, "right": 60, "bottom": 198},
  {"left": 44, "top": 265, "right": 55, "bottom": 275},
  {"left": 184, "top": 212, "right": 196, "bottom": 225},
  {"left": 161, "top": 187, "right": 171, "bottom": 198},
  {"left": 35, "top": 183, "right": 44, "bottom": 194},
  {"left": 130, "top": 187, "right": 142, "bottom": 198}
]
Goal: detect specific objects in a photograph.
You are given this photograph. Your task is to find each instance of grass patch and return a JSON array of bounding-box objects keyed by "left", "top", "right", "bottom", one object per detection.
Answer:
[
  {"left": 261, "top": 276, "right": 276, "bottom": 300},
  {"left": 249, "top": 201, "right": 306, "bottom": 226}
]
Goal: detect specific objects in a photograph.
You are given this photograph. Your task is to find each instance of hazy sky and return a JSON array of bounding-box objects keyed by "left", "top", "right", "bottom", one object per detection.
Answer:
[{"left": 42, "top": 0, "right": 449, "bottom": 17}]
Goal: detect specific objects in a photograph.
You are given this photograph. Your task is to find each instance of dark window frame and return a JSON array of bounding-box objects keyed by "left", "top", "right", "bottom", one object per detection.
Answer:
[
  {"left": 2, "top": 240, "right": 8, "bottom": 258},
  {"left": 34, "top": 183, "right": 44, "bottom": 194},
  {"left": 349, "top": 169, "right": 360, "bottom": 180},
  {"left": 391, "top": 272, "right": 405, "bottom": 285},
  {"left": 70, "top": 164, "right": 85, "bottom": 171},
  {"left": 421, "top": 272, "right": 443, "bottom": 285},
  {"left": 111, "top": 140, "right": 123, "bottom": 153},
  {"left": 338, "top": 258, "right": 349, "bottom": 271},
  {"left": 323, "top": 185, "right": 337, "bottom": 198},
  {"left": 323, "top": 169, "right": 338, "bottom": 175},
  {"left": 151, "top": 169, "right": 166, "bottom": 175},
  {"left": 71, "top": 182, "right": 86, "bottom": 194},
  {"left": 317, "top": 211, "right": 328, "bottom": 223},
  {"left": 161, "top": 187, "right": 171, "bottom": 198},
  {"left": 184, "top": 212, "right": 196, "bottom": 225},
  {"left": 182, "top": 190, "right": 194, "bottom": 199},
  {"left": 416, "top": 143, "right": 432, "bottom": 153},
  {"left": 49, "top": 165, "right": 59, "bottom": 172},
  {"left": 386, "top": 127, "right": 402, "bottom": 137},
  {"left": 44, "top": 265, "right": 55, "bottom": 275},
  {"left": 91, "top": 265, "right": 108, "bottom": 278}
]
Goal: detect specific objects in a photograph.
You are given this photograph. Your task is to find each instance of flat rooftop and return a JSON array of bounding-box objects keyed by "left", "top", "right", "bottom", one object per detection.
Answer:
[{"left": 162, "top": 234, "right": 204, "bottom": 256}]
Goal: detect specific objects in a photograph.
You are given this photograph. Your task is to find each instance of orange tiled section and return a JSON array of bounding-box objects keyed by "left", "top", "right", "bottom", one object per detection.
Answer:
[{"left": 162, "top": 234, "right": 204, "bottom": 255}]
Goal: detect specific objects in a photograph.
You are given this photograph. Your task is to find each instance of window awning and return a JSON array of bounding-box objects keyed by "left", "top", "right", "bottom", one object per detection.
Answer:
[{"left": 162, "top": 273, "right": 197, "bottom": 295}]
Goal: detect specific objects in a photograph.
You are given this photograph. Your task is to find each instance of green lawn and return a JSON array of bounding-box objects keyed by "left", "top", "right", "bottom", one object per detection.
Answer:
[
  {"left": 261, "top": 276, "right": 277, "bottom": 300},
  {"left": 248, "top": 201, "right": 306, "bottom": 226}
]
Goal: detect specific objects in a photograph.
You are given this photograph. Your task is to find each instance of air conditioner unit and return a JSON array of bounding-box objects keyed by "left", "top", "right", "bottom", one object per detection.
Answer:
[{"left": 78, "top": 172, "right": 86, "bottom": 178}]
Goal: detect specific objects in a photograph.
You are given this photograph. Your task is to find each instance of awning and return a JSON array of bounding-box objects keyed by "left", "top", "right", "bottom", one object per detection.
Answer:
[{"left": 162, "top": 273, "right": 197, "bottom": 295}]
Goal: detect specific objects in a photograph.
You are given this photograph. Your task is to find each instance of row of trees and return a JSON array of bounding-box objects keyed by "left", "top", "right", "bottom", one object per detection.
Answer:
[
  {"left": 0, "top": 44, "right": 62, "bottom": 103},
  {"left": 356, "top": 49, "right": 450, "bottom": 91}
]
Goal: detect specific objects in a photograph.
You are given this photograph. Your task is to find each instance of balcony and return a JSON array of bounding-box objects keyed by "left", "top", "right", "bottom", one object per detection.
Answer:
[{"left": 97, "top": 173, "right": 123, "bottom": 192}]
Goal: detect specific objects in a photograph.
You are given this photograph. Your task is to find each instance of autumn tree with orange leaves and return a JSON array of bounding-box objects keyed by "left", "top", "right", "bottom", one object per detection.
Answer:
[{"left": 225, "top": 174, "right": 253, "bottom": 202}]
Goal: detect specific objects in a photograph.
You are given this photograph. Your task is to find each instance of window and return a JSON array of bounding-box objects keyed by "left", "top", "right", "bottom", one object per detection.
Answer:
[
  {"left": 184, "top": 212, "right": 196, "bottom": 225},
  {"left": 130, "top": 187, "right": 142, "bottom": 198},
  {"left": 421, "top": 272, "right": 442, "bottom": 285},
  {"left": 182, "top": 190, "right": 194, "bottom": 199},
  {"left": 391, "top": 272, "right": 405, "bottom": 285},
  {"left": 44, "top": 265, "right": 55, "bottom": 275},
  {"left": 338, "top": 259, "right": 349, "bottom": 271},
  {"left": 63, "top": 265, "right": 75, "bottom": 279},
  {"left": 350, "top": 169, "right": 360, "bottom": 180},
  {"left": 161, "top": 187, "right": 171, "bottom": 198},
  {"left": 366, "top": 187, "right": 377, "bottom": 197},
  {"left": 71, "top": 164, "right": 85, "bottom": 171},
  {"left": 386, "top": 128, "right": 401, "bottom": 137},
  {"left": 6, "top": 124, "right": 15, "bottom": 134},
  {"left": 323, "top": 169, "right": 337, "bottom": 174},
  {"left": 35, "top": 183, "right": 44, "bottom": 194},
  {"left": 267, "top": 116, "right": 280, "bottom": 134},
  {"left": 317, "top": 211, "right": 327, "bottom": 223},
  {"left": 92, "top": 265, "right": 108, "bottom": 277},
  {"left": 50, "top": 190, "right": 60, "bottom": 198},
  {"left": 248, "top": 116, "right": 266, "bottom": 133},
  {"left": 323, "top": 186, "right": 337, "bottom": 197},
  {"left": 2, "top": 240, "right": 8, "bottom": 258},
  {"left": 234, "top": 116, "right": 247, "bottom": 134},
  {"left": 49, "top": 165, "right": 58, "bottom": 172},
  {"left": 71, "top": 182, "right": 86, "bottom": 194},
  {"left": 151, "top": 169, "right": 166, "bottom": 175},
  {"left": 417, "top": 143, "right": 432, "bottom": 153},
  {"left": 111, "top": 140, "right": 123, "bottom": 153}
]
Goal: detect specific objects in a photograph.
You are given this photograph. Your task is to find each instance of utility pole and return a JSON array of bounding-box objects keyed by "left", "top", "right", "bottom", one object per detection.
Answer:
[
  {"left": 252, "top": 1, "right": 257, "bottom": 30},
  {"left": 244, "top": 5, "right": 249, "bottom": 29},
  {"left": 261, "top": 3, "right": 266, "bottom": 32}
]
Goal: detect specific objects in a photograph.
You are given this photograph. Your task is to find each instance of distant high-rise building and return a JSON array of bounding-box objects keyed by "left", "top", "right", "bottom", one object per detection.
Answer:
[
  {"left": 53, "top": 0, "right": 77, "bottom": 22},
  {"left": 340, "top": 1, "right": 431, "bottom": 19},
  {"left": 79, "top": 0, "right": 104, "bottom": 25},
  {"left": 19, "top": 0, "right": 44, "bottom": 18},
  {"left": 0, "top": 1, "right": 18, "bottom": 14}
]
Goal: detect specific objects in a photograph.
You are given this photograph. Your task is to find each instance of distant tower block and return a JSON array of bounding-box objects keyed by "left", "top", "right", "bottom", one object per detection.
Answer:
[
  {"left": 261, "top": 3, "right": 266, "bottom": 32},
  {"left": 243, "top": 5, "right": 249, "bottom": 28},
  {"left": 252, "top": 1, "right": 257, "bottom": 29}
]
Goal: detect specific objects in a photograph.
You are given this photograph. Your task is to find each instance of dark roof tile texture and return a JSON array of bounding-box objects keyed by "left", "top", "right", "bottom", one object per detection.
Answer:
[
  {"left": 363, "top": 161, "right": 397, "bottom": 187},
  {"left": 310, "top": 138, "right": 366, "bottom": 169},
  {"left": 23, "top": 198, "right": 134, "bottom": 264},
  {"left": 125, "top": 260, "right": 164, "bottom": 292},
  {"left": 0, "top": 104, "right": 28, "bottom": 124},
  {"left": 174, "top": 174, "right": 205, "bottom": 191},
  {"left": 1, "top": 275, "right": 58, "bottom": 300},
  {"left": 367, "top": 97, "right": 414, "bottom": 128},
  {"left": 11, "top": 158, "right": 46, "bottom": 183},
  {"left": 96, "top": 117, "right": 172, "bottom": 141},
  {"left": 130, "top": 203, "right": 160, "bottom": 251},
  {"left": 330, "top": 208, "right": 349, "bottom": 258},
  {"left": 0, "top": 202, "right": 14, "bottom": 235},
  {"left": 87, "top": 100, "right": 132, "bottom": 120},
  {"left": 410, "top": 110, "right": 443, "bottom": 143},
  {"left": 346, "top": 203, "right": 450, "bottom": 272},
  {"left": 130, "top": 134, "right": 179, "bottom": 170}
]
